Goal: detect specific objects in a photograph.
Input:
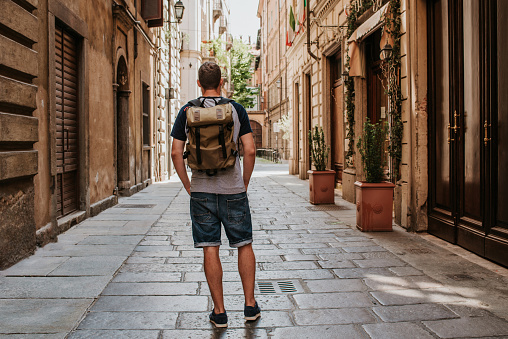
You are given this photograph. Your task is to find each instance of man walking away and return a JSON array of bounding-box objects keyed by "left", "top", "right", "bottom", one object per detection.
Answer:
[{"left": 170, "top": 62, "right": 261, "bottom": 328}]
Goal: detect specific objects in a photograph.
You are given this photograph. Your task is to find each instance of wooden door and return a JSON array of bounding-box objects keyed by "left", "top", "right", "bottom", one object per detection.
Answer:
[
  {"left": 250, "top": 120, "right": 262, "bottom": 150},
  {"left": 332, "top": 83, "right": 344, "bottom": 183},
  {"left": 330, "top": 53, "right": 344, "bottom": 184},
  {"left": 428, "top": 0, "right": 508, "bottom": 266},
  {"left": 55, "top": 25, "right": 79, "bottom": 217}
]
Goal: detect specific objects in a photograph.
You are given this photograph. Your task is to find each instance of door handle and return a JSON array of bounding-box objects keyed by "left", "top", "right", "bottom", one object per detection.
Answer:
[
  {"left": 447, "top": 124, "right": 454, "bottom": 144},
  {"left": 484, "top": 120, "right": 491, "bottom": 146},
  {"left": 452, "top": 110, "right": 460, "bottom": 133}
]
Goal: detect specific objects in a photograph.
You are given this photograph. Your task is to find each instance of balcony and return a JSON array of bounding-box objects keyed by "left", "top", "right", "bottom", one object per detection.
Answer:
[
  {"left": 219, "top": 15, "right": 228, "bottom": 35},
  {"left": 213, "top": 0, "right": 222, "bottom": 22}
]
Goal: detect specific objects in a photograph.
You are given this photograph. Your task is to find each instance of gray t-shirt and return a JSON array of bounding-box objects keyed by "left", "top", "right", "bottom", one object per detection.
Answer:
[{"left": 171, "top": 97, "right": 253, "bottom": 195}]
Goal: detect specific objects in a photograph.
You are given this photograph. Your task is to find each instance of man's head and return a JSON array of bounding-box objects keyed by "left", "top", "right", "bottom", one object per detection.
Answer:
[{"left": 197, "top": 62, "right": 222, "bottom": 92}]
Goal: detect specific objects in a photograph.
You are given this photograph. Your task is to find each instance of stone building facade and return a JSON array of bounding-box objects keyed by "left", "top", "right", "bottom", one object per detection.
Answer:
[
  {"left": 259, "top": 0, "right": 508, "bottom": 267},
  {"left": 258, "top": 0, "right": 289, "bottom": 156},
  {"left": 0, "top": 0, "right": 182, "bottom": 269},
  {"left": 180, "top": 0, "right": 231, "bottom": 104}
]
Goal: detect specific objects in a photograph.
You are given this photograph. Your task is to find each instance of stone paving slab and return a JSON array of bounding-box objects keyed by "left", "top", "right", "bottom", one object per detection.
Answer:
[
  {"left": 370, "top": 287, "right": 468, "bottom": 305},
  {"left": 90, "top": 296, "right": 209, "bottom": 312},
  {"left": 68, "top": 330, "right": 160, "bottom": 339},
  {"left": 422, "top": 316, "right": 508, "bottom": 338},
  {"left": 1, "top": 334, "right": 67, "bottom": 338},
  {"left": 0, "top": 299, "right": 92, "bottom": 334},
  {"left": 305, "top": 278, "right": 368, "bottom": 292},
  {"left": 161, "top": 328, "right": 268, "bottom": 338},
  {"left": 0, "top": 276, "right": 112, "bottom": 298},
  {"left": 372, "top": 304, "right": 459, "bottom": 322},
  {"left": 0, "top": 256, "right": 69, "bottom": 277},
  {"left": 48, "top": 256, "right": 126, "bottom": 276},
  {"left": 294, "top": 292, "right": 375, "bottom": 308},
  {"left": 362, "top": 322, "right": 435, "bottom": 339},
  {"left": 112, "top": 272, "right": 182, "bottom": 283},
  {"left": 101, "top": 282, "right": 199, "bottom": 296},
  {"left": 77, "top": 311, "right": 178, "bottom": 330},
  {"left": 271, "top": 324, "right": 369, "bottom": 339},
  {"left": 293, "top": 308, "right": 377, "bottom": 325},
  {"left": 37, "top": 245, "right": 136, "bottom": 257}
]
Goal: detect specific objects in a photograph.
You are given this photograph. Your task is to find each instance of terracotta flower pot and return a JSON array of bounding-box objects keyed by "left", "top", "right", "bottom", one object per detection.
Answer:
[
  {"left": 308, "top": 170, "right": 336, "bottom": 205},
  {"left": 355, "top": 181, "right": 395, "bottom": 231}
]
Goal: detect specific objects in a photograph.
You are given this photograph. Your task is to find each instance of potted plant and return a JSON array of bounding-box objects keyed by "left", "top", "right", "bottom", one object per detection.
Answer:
[
  {"left": 308, "top": 126, "right": 336, "bottom": 204},
  {"left": 355, "top": 119, "right": 395, "bottom": 231}
]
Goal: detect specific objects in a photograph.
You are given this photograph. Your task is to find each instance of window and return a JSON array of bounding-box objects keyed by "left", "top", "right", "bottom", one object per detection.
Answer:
[{"left": 142, "top": 82, "right": 150, "bottom": 146}]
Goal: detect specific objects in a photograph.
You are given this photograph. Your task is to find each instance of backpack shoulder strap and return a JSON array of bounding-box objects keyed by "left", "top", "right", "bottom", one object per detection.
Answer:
[
  {"left": 188, "top": 98, "right": 204, "bottom": 107},
  {"left": 216, "top": 98, "right": 234, "bottom": 105}
]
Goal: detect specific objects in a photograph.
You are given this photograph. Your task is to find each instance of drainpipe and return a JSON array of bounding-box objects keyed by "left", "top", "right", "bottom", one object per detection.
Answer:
[{"left": 307, "top": 0, "right": 319, "bottom": 61}]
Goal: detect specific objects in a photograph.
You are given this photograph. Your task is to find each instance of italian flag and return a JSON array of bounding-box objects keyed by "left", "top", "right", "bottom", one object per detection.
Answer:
[
  {"left": 288, "top": 6, "right": 296, "bottom": 44},
  {"left": 299, "top": 0, "right": 306, "bottom": 31}
]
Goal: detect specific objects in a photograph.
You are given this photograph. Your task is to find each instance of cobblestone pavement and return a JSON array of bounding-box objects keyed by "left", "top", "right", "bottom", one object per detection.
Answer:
[{"left": 2, "top": 162, "right": 508, "bottom": 338}]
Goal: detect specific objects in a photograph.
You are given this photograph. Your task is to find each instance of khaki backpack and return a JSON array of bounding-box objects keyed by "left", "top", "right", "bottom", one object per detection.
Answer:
[{"left": 183, "top": 98, "right": 238, "bottom": 176}]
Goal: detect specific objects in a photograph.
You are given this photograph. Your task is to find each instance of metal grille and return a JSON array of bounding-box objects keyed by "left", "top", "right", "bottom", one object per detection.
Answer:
[
  {"left": 306, "top": 205, "right": 351, "bottom": 211},
  {"left": 116, "top": 204, "right": 156, "bottom": 209},
  {"left": 256, "top": 280, "right": 301, "bottom": 294}
]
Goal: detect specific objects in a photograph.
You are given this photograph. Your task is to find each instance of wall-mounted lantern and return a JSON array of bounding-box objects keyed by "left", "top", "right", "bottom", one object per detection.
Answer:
[
  {"left": 380, "top": 43, "right": 393, "bottom": 61},
  {"left": 174, "top": 1, "right": 185, "bottom": 23}
]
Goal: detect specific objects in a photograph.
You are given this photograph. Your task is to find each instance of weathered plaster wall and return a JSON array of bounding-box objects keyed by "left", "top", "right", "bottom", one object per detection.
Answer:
[
  {"left": 85, "top": 0, "right": 115, "bottom": 204},
  {"left": 34, "top": 0, "right": 51, "bottom": 230}
]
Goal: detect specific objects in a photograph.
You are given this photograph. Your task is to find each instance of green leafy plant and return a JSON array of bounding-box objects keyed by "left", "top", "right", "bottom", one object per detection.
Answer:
[
  {"left": 357, "top": 119, "right": 388, "bottom": 183},
  {"left": 308, "top": 126, "right": 330, "bottom": 171}
]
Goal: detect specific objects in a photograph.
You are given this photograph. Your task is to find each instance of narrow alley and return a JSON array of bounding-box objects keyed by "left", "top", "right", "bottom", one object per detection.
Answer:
[{"left": 1, "top": 163, "right": 508, "bottom": 338}]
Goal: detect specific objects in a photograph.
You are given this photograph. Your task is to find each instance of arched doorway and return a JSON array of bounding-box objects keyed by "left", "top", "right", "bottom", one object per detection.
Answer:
[{"left": 116, "top": 55, "right": 131, "bottom": 193}]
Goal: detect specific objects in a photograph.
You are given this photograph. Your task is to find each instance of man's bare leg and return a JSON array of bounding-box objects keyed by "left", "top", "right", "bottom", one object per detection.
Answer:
[
  {"left": 238, "top": 243, "right": 256, "bottom": 306},
  {"left": 203, "top": 246, "right": 225, "bottom": 313}
]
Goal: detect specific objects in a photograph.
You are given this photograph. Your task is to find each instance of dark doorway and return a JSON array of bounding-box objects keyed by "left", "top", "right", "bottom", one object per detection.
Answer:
[
  {"left": 305, "top": 73, "right": 312, "bottom": 174},
  {"left": 116, "top": 56, "right": 131, "bottom": 191},
  {"left": 428, "top": 0, "right": 508, "bottom": 267},
  {"left": 294, "top": 82, "right": 300, "bottom": 174},
  {"left": 55, "top": 24, "right": 79, "bottom": 217}
]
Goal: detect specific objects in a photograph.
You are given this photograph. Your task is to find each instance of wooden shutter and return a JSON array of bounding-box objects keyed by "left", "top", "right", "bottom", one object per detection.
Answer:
[
  {"left": 142, "top": 0, "right": 163, "bottom": 21},
  {"left": 55, "top": 25, "right": 79, "bottom": 217}
]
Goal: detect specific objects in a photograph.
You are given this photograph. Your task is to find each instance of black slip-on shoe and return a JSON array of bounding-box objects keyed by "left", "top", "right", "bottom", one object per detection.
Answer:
[
  {"left": 244, "top": 302, "right": 261, "bottom": 321},
  {"left": 209, "top": 310, "right": 228, "bottom": 328}
]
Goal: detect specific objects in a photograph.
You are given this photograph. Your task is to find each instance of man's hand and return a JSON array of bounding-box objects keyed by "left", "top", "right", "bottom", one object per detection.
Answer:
[
  {"left": 171, "top": 139, "right": 192, "bottom": 195},
  {"left": 240, "top": 133, "right": 256, "bottom": 191}
]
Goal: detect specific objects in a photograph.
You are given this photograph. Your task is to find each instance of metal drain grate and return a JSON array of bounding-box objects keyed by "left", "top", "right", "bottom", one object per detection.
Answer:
[
  {"left": 116, "top": 204, "right": 156, "bottom": 209},
  {"left": 306, "top": 205, "right": 351, "bottom": 211},
  {"left": 256, "top": 280, "right": 301, "bottom": 294}
]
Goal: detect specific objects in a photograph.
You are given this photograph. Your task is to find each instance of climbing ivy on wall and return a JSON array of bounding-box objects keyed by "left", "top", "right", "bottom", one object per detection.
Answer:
[
  {"left": 344, "top": 0, "right": 402, "bottom": 181},
  {"left": 385, "top": 0, "right": 403, "bottom": 181}
]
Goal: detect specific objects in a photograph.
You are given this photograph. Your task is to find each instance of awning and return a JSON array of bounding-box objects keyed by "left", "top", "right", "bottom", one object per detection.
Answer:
[
  {"left": 347, "top": 2, "right": 391, "bottom": 77},
  {"left": 348, "top": 2, "right": 390, "bottom": 43}
]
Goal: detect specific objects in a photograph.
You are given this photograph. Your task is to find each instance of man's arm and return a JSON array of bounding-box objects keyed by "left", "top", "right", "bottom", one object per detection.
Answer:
[
  {"left": 171, "top": 139, "right": 191, "bottom": 195},
  {"left": 240, "top": 132, "right": 256, "bottom": 191}
]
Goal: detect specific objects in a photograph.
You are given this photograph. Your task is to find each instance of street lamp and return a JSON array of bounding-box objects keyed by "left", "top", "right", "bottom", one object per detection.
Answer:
[
  {"left": 380, "top": 43, "right": 393, "bottom": 61},
  {"left": 174, "top": 1, "right": 185, "bottom": 23},
  {"left": 341, "top": 69, "right": 349, "bottom": 81}
]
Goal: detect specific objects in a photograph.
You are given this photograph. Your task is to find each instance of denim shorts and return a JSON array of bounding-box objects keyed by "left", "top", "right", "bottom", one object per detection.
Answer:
[{"left": 190, "top": 192, "right": 253, "bottom": 248}]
